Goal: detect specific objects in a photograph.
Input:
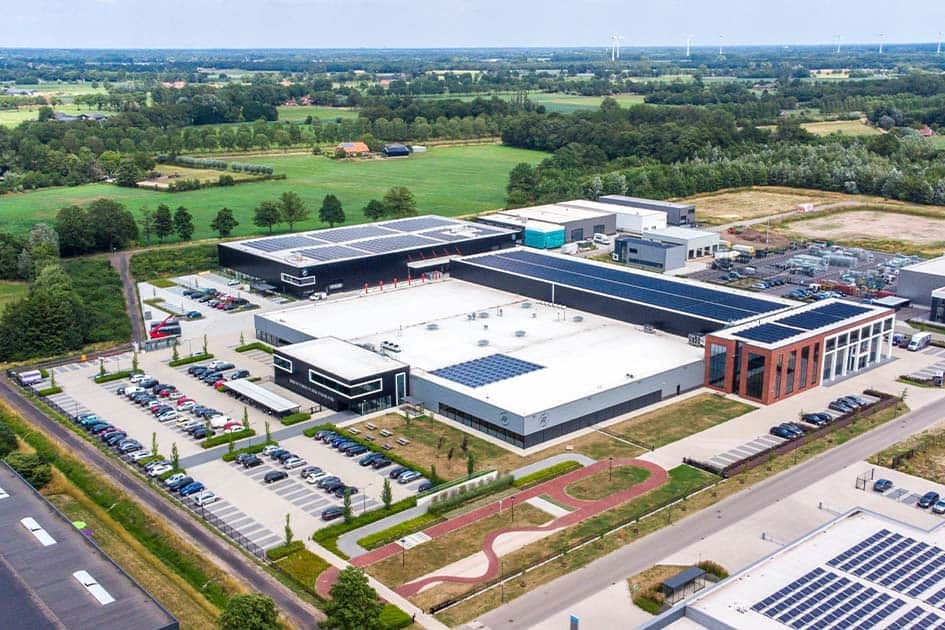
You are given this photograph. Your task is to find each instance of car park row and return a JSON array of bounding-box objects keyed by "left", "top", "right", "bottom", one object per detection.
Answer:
[{"left": 769, "top": 394, "right": 870, "bottom": 441}]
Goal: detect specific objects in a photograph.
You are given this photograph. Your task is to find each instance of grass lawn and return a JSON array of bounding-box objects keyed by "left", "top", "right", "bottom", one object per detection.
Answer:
[
  {"left": 141, "top": 164, "right": 261, "bottom": 188},
  {"left": 565, "top": 465, "right": 651, "bottom": 501},
  {"left": 366, "top": 502, "right": 549, "bottom": 587},
  {"left": 0, "top": 280, "right": 28, "bottom": 310},
  {"left": 0, "top": 144, "right": 546, "bottom": 239},
  {"left": 603, "top": 393, "right": 755, "bottom": 449},
  {"left": 276, "top": 105, "right": 359, "bottom": 121},
  {"left": 869, "top": 425, "right": 945, "bottom": 483},
  {"left": 415, "top": 91, "right": 644, "bottom": 113},
  {"left": 0, "top": 108, "right": 40, "bottom": 126},
  {"left": 800, "top": 120, "right": 882, "bottom": 137}
]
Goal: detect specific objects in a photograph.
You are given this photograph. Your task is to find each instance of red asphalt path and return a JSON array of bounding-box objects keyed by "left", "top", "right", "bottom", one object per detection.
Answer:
[{"left": 315, "top": 458, "right": 668, "bottom": 599}]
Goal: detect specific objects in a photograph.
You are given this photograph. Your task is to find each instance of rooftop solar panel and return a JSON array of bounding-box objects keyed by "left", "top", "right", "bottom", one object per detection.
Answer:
[
  {"left": 243, "top": 235, "right": 325, "bottom": 252},
  {"left": 430, "top": 354, "right": 544, "bottom": 388},
  {"left": 383, "top": 216, "right": 458, "bottom": 232},
  {"left": 350, "top": 234, "right": 442, "bottom": 254},
  {"left": 294, "top": 245, "right": 364, "bottom": 262},
  {"left": 736, "top": 323, "right": 803, "bottom": 344},
  {"left": 311, "top": 224, "right": 398, "bottom": 243},
  {"left": 777, "top": 302, "right": 872, "bottom": 331}
]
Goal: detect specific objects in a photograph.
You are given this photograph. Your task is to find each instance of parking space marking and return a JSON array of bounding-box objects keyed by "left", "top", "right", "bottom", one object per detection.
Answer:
[
  {"left": 274, "top": 484, "right": 302, "bottom": 496},
  {"left": 228, "top": 516, "right": 254, "bottom": 528},
  {"left": 283, "top": 488, "right": 310, "bottom": 501},
  {"left": 238, "top": 523, "right": 264, "bottom": 535},
  {"left": 255, "top": 535, "right": 283, "bottom": 548}
]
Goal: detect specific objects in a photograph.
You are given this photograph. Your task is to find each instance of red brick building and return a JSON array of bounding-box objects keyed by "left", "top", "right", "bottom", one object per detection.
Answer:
[{"left": 704, "top": 299, "right": 895, "bottom": 405}]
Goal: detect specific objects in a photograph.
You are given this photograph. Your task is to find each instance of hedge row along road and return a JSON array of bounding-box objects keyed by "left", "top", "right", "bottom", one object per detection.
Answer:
[{"left": 0, "top": 375, "right": 322, "bottom": 629}]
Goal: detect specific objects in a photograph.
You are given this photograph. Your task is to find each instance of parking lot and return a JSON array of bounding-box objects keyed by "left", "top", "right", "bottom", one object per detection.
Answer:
[{"left": 904, "top": 346, "right": 945, "bottom": 382}]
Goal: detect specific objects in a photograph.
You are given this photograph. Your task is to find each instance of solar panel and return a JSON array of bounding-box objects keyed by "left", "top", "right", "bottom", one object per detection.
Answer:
[
  {"left": 350, "top": 234, "right": 442, "bottom": 254},
  {"left": 243, "top": 235, "right": 325, "bottom": 252},
  {"left": 777, "top": 302, "right": 872, "bottom": 331},
  {"left": 294, "top": 245, "right": 364, "bottom": 262},
  {"left": 736, "top": 323, "right": 803, "bottom": 344},
  {"left": 430, "top": 354, "right": 544, "bottom": 388},
  {"left": 310, "top": 224, "right": 398, "bottom": 243},
  {"left": 383, "top": 216, "right": 458, "bottom": 232}
]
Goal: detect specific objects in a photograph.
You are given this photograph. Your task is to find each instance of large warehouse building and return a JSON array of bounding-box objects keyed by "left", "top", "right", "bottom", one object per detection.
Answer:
[
  {"left": 598, "top": 194, "right": 697, "bottom": 226},
  {"left": 898, "top": 255, "right": 945, "bottom": 306},
  {"left": 218, "top": 216, "right": 518, "bottom": 297},
  {"left": 476, "top": 203, "right": 617, "bottom": 243}
]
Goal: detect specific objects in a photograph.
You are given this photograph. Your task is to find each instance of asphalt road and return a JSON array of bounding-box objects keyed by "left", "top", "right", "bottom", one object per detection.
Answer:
[
  {"left": 0, "top": 376, "right": 322, "bottom": 629},
  {"left": 478, "top": 399, "right": 945, "bottom": 629}
]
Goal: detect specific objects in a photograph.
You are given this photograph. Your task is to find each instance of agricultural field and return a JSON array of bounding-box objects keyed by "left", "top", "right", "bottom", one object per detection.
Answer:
[
  {"left": 0, "top": 281, "right": 28, "bottom": 310},
  {"left": 0, "top": 144, "right": 546, "bottom": 239},
  {"left": 416, "top": 90, "right": 645, "bottom": 112},
  {"left": 137, "top": 164, "right": 261, "bottom": 189},
  {"left": 276, "top": 105, "right": 359, "bottom": 122},
  {"left": 0, "top": 108, "right": 42, "bottom": 126},
  {"left": 778, "top": 209, "right": 945, "bottom": 256},
  {"left": 800, "top": 119, "right": 882, "bottom": 136},
  {"left": 682, "top": 186, "right": 844, "bottom": 224}
]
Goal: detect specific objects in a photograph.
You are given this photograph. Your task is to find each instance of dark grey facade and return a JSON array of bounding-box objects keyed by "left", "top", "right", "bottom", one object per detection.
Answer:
[
  {"left": 599, "top": 194, "right": 696, "bottom": 226},
  {"left": 898, "top": 259, "right": 945, "bottom": 306},
  {"left": 614, "top": 236, "right": 687, "bottom": 272},
  {"left": 931, "top": 288, "right": 945, "bottom": 323}
]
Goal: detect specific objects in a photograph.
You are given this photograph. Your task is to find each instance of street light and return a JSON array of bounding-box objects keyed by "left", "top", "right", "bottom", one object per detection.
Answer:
[
  {"left": 609, "top": 456, "right": 614, "bottom": 482},
  {"left": 400, "top": 538, "right": 407, "bottom": 567},
  {"left": 510, "top": 495, "right": 516, "bottom": 522}
]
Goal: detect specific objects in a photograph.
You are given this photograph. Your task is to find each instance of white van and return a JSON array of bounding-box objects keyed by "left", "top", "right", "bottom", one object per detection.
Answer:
[
  {"left": 209, "top": 415, "right": 231, "bottom": 429},
  {"left": 309, "top": 291, "right": 328, "bottom": 301},
  {"left": 592, "top": 233, "right": 610, "bottom": 245},
  {"left": 17, "top": 370, "right": 43, "bottom": 386},
  {"left": 907, "top": 332, "right": 932, "bottom": 352}
]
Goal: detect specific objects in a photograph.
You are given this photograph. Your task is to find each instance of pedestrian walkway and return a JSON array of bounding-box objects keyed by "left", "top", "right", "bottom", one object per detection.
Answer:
[{"left": 705, "top": 434, "right": 788, "bottom": 470}]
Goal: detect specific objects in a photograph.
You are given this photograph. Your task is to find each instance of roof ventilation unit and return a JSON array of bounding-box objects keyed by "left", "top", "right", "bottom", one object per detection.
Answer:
[
  {"left": 426, "top": 323, "right": 439, "bottom": 331},
  {"left": 73, "top": 570, "right": 116, "bottom": 605},
  {"left": 572, "top": 315, "right": 584, "bottom": 322},
  {"left": 477, "top": 339, "right": 490, "bottom": 346},
  {"left": 515, "top": 330, "right": 526, "bottom": 338},
  {"left": 644, "top": 324, "right": 655, "bottom": 333},
  {"left": 521, "top": 302, "right": 533, "bottom": 309},
  {"left": 478, "top": 311, "right": 490, "bottom": 319}
]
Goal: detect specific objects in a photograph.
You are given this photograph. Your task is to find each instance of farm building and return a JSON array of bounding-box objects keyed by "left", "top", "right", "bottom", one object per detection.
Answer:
[
  {"left": 897, "top": 255, "right": 945, "bottom": 306},
  {"left": 335, "top": 141, "right": 370, "bottom": 156},
  {"left": 219, "top": 216, "right": 518, "bottom": 299},
  {"left": 382, "top": 143, "right": 410, "bottom": 157},
  {"left": 613, "top": 235, "right": 687, "bottom": 272},
  {"left": 598, "top": 194, "right": 697, "bottom": 226}
]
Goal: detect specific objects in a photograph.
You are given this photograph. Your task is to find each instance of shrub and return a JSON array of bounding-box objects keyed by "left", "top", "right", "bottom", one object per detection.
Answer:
[
  {"left": 280, "top": 412, "right": 311, "bottom": 426},
  {"left": 378, "top": 604, "right": 412, "bottom": 630},
  {"left": 221, "top": 440, "right": 277, "bottom": 462},
  {"left": 697, "top": 560, "right": 729, "bottom": 579},
  {"left": 168, "top": 352, "right": 214, "bottom": 367},
  {"left": 265, "top": 540, "right": 304, "bottom": 561},
  {"left": 5, "top": 451, "right": 52, "bottom": 489},
  {"left": 512, "top": 461, "right": 582, "bottom": 488},
  {"left": 357, "top": 512, "right": 442, "bottom": 550},
  {"left": 129, "top": 244, "right": 218, "bottom": 279},
  {"left": 235, "top": 341, "right": 273, "bottom": 354},
  {"left": 36, "top": 386, "right": 63, "bottom": 396},
  {"left": 312, "top": 496, "right": 418, "bottom": 557},
  {"left": 201, "top": 429, "right": 255, "bottom": 449},
  {"left": 94, "top": 370, "right": 133, "bottom": 383},
  {"left": 427, "top": 474, "right": 514, "bottom": 515},
  {"left": 272, "top": 547, "right": 330, "bottom": 597}
]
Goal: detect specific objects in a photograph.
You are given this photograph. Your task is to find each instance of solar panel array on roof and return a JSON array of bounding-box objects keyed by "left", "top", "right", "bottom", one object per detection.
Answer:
[
  {"left": 777, "top": 302, "right": 872, "bottom": 331},
  {"left": 431, "top": 354, "right": 544, "bottom": 388},
  {"left": 295, "top": 245, "right": 365, "bottom": 262},
  {"left": 463, "top": 250, "right": 785, "bottom": 323},
  {"left": 244, "top": 235, "right": 325, "bottom": 252},
  {"left": 737, "top": 323, "right": 803, "bottom": 344},
  {"left": 352, "top": 234, "right": 442, "bottom": 254},
  {"left": 312, "top": 224, "right": 398, "bottom": 243},
  {"left": 384, "top": 216, "right": 457, "bottom": 232}
]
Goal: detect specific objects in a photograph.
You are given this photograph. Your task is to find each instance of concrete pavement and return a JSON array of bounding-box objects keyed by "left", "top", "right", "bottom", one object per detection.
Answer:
[{"left": 476, "top": 397, "right": 945, "bottom": 629}]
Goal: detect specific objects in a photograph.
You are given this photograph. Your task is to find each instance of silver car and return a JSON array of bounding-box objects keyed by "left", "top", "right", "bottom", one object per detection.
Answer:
[{"left": 284, "top": 458, "right": 307, "bottom": 470}]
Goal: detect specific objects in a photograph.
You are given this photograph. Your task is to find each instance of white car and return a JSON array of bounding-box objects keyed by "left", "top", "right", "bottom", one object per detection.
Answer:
[
  {"left": 224, "top": 425, "right": 244, "bottom": 434},
  {"left": 148, "top": 464, "right": 173, "bottom": 477},
  {"left": 284, "top": 458, "right": 307, "bottom": 470},
  {"left": 934, "top": 500, "right": 945, "bottom": 515},
  {"left": 124, "top": 386, "right": 145, "bottom": 398},
  {"left": 207, "top": 360, "right": 226, "bottom": 370},
  {"left": 129, "top": 373, "right": 150, "bottom": 383},
  {"left": 262, "top": 445, "right": 281, "bottom": 456},
  {"left": 192, "top": 491, "right": 219, "bottom": 507},
  {"left": 306, "top": 471, "right": 329, "bottom": 483},
  {"left": 158, "top": 411, "right": 179, "bottom": 422},
  {"left": 209, "top": 415, "right": 231, "bottom": 429},
  {"left": 129, "top": 450, "right": 153, "bottom": 462},
  {"left": 177, "top": 401, "right": 196, "bottom": 412},
  {"left": 168, "top": 391, "right": 185, "bottom": 400},
  {"left": 164, "top": 473, "right": 187, "bottom": 487}
]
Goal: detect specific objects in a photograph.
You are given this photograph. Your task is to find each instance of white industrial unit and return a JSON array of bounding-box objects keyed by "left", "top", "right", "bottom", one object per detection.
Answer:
[{"left": 560, "top": 199, "right": 666, "bottom": 233}]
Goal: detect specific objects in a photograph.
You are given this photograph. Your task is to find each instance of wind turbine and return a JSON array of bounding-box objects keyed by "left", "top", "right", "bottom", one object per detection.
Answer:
[
  {"left": 686, "top": 34, "right": 693, "bottom": 58},
  {"left": 718, "top": 34, "right": 724, "bottom": 56},
  {"left": 611, "top": 34, "right": 623, "bottom": 61},
  {"left": 836, "top": 35, "right": 841, "bottom": 54},
  {"left": 937, "top": 32, "right": 942, "bottom": 55},
  {"left": 878, "top": 32, "right": 884, "bottom": 54}
]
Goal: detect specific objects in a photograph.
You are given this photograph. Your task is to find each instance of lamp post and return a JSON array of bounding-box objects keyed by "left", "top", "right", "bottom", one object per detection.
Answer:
[
  {"left": 401, "top": 538, "right": 407, "bottom": 567},
  {"left": 510, "top": 495, "right": 516, "bottom": 522},
  {"left": 609, "top": 456, "right": 614, "bottom": 482}
]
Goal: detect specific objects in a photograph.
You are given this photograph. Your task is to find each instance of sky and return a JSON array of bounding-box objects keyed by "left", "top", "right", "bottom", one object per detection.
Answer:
[{"left": 3, "top": 0, "right": 945, "bottom": 49}]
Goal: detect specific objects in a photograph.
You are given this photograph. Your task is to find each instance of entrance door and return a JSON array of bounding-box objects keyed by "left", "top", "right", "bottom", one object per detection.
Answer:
[{"left": 395, "top": 372, "right": 407, "bottom": 404}]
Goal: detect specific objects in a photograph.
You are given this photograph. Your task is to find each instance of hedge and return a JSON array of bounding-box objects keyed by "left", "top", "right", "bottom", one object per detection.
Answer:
[
  {"left": 221, "top": 440, "right": 277, "bottom": 462},
  {"left": 235, "top": 341, "right": 273, "bottom": 354},
  {"left": 272, "top": 547, "right": 330, "bottom": 599},
  {"left": 357, "top": 512, "right": 443, "bottom": 550},
  {"left": 379, "top": 604, "right": 412, "bottom": 630},
  {"left": 512, "top": 461, "right": 583, "bottom": 488},
  {"left": 39, "top": 368, "right": 49, "bottom": 378},
  {"left": 201, "top": 428, "right": 255, "bottom": 449},
  {"left": 168, "top": 352, "right": 214, "bottom": 367},
  {"left": 129, "top": 244, "right": 219, "bottom": 280},
  {"left": 36, "top": 386, "right": 63, "bottom": 396},
  {"left": 266, "top": 540, "right": 305, "bottom": 561},
  {"left": 427, "top": 474, "right": 514, "bottom": 516},
  {"left": 312, "top": 495, "right": 418, "bottom": 558},
  {"left": 94, "top": 370, "right": 133, "bottom": 383},
  {"left": 280, "top": 412, "right": 311, "bottom": 426}
]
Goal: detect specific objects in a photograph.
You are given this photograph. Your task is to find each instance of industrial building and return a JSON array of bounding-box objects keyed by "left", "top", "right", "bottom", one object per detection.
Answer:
[
  {"left": 218, "top": 216, "right": 518, "bottom": 298},
  {"left": 645, "top": 226, "right": 721, "bottom": 259},
  {"left": 704, "top": 299, "right": 895, "bottom": 405},
  {"left": 931, "top": 288, "right": 945, "bottom": 324},
  {"left": 598, "top": 194, "right": 696, "bottom": 226},
  {"left": 642, "top": 509, "right": 945, "bottom": 630},
  {"left": 613, "top": 235, "right": 687, "bottom": 272},
  {"left": 898, "top": 255, "right": 945, "bottom": 306},
  {"left": 476, "top": 203, "right": 616, "bottom": 243},
  {"left": 0, "top": 463, "right": 179, "bottom": 630},
  {"left": 473, "top": 213, "right": 565, "bottom": 249},
  {"left": 558, "top": 199, "right": 666, "bottom": 234}
]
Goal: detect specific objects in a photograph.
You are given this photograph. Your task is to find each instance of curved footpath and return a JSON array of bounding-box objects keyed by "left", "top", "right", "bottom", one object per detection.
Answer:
[{"left": 317, "top": 457, "right": 666, "bottom": 599}]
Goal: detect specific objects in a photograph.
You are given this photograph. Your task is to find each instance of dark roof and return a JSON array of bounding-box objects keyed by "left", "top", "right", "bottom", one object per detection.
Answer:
[
  {"left": 0, "top": 464, "right": 178, "bottom": 630},
  {"left": 662, "top": 567, "right": 706, "bottom": 592}
]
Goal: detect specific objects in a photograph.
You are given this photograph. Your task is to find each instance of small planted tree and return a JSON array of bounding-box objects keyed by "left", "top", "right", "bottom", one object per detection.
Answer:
[
  {"left": 242, "top": 406, "right": 250, "bottom": 429},
  {"left": 467, "top": 453, "right": 475, "bottom": 476},
  {"left": 172, "top": 340, "right": 180, "bottom": 361},
  {"left": 171, "top": 442, "right": 179, "bottom": 470},
  {"left": 447, "top": 446, "right": 455, "bottom": 468},
  {"left": 382, "top": 478, "right": 392, "bottom": 510},
  {"left": 265, "top": 420, "right": 271, "bottom": 443},
  {"left": 132, "top": 350, "right": 139, "bottom": 372},
  {"left": 342, "top": 488, "right": 352, "bottom": 523},
  {"left": 228, "top": 437, "right": 235, "bottom": 454},
  {"left": 436, "top": 435, "right": 445, "bottom": 453},
  {"left": 151, "top": 432, "right": 158, "bottom": 456},
  {"left": 284, "top": 513, "right": 294, "bottom": 545},
  {"left": 202, "top": 334, "right": 208, "bottom": 354},
  {"left": 430, "top": 464, "right": 440, "bottom": 485},
  {"left": 99, "top": 358, "right": 105, "bottom": 377}
]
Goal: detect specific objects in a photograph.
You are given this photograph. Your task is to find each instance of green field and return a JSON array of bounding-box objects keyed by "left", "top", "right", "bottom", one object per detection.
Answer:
[
  {"left": 0, "top": 144, "right": 546, "bottom": 239},
  {"left": 0, "top": 281, "right": 28, "bottom": 310},
  {"left": 276, "top": 105, "right": 359, "bottom": 122},
  {"left": 0, "top": 108, "right": 39, "bottom": 126},
  {"left": 415, "top": 90, "right": 645, "bottom": 113}
]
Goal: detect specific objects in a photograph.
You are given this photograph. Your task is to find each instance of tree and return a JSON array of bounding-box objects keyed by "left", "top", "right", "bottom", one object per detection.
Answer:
[
  {"left": 211, "top": 207, "right": 239, "bottom": 237},
  {"left": 151, "top": 432, "right": 158, "bottom": 457},
  {"left": 114, "top": 159, "right": 143, "bottom": 187},
  {"left": 153, "top": 204, "right": 173, "bottom": 242},
  {"left": 264, "top": 420, "right": 271, "bottom": 443},
  {"left": 242, "top": 406, "right": 250, "bottom": 429},
  {"left": 0, "top": 422, "right": 18, "bottom": 459},
  {"left": 362, "top": 199, "right": 387, "bottom": 222},
  {"left": 381, "top": 478, "right": 392, "bottom": 510},
  {"left": 319, "top": 194, "right": 346, "bottom": 228},
  {"left": 5, "top": 452, "right": 52, "bottom": 489},
  {"left": 253, "top": 201, "right": 282, "bottom": 234},
  {"left": 284, "top": 513, "right": 293, "bottom": 544},
  {"left": 430, "top": 464, "right": 439, "bottom": 485},
  {"left": 342, "top": 488, "right": 352, "bottom": 522},
  {"left": 324, "top": 567, "right": 383, "bottom": 630},
  {"left": 467, "top": 453, "right": 475, "bottom": 476},
  {"left": 138, "top": 206, "right": 156, "bottom": 244},
  {"left": 171, "top": 442, "right": 179, "bottom": 470},
  {"left": 87, "top": 198, "right": 138, "bottom": 251},
  {"left": 382, "top": 186, "right": 417, "bottom": 218},
  {"left": 56, "top": 205, "right": 94, "bottom": 256},
  {"left": 173, "top": 206, "right": 195, "bottom": 241},
  {"left": 217, "top": 593, "right": 279, "bottom": 630},
  {"left": 279, "top": 191, "right": 310, "bottom": 230}
]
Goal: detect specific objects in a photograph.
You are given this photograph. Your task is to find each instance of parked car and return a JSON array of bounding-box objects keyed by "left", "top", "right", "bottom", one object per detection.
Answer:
[
  {"left": 129, "top": 450, "right": 153, "bottom": 462},
  {"left": 275, "top": 451, "right": 297, "bottom": 463},
  {"left": 933, "top": 500, "right": 945, "bottom": 515},
  {"left": 919, "top": 492, "right": 941, "bottom": 509},
  {"left": 191, "top": 427, "right": 213, "bottom": 440},
  {"left": 321, "top": 506, "right": 344, "bottom": 521},
  {"left": 229, "top": 370, "right": 250, "bottom": 380},
  {"left": 177, "top": 401, "right": 197, "bottom": 412},
  {"left": 167, "top": 476, "right": 194, "bottom": 491},
  {"left": 262, "top": 445, "right": 281, "bottom": 456},
  {"left": 359, "top": 452, "right": 384, "bottom": 466},
  {"left": 317, "top": 476, "right": 341, "bottom": 489},
  {"left": 299, "top": 466, "right": 322, "bottom": 478},
  {"left": 118, "top": 441, "right": 142, "bottom": 454},
  {"left": 782, "top": 422, "right": 807, "bottom": 437},
  {"left": 371, "top": 458, "right": 392, "bottom": 469},
  {"left": 164, "top": 473, "right": 187, "bottom": 487},
  {"left": 389, "top": 466, "right": 410, "bottom": 479},
  {"left": 264, "top": 471, "right": 289, "bottom": 484},
  {"left": 770, "top": 425, "right": 795, "bottom": 440},
  {"left": 828, "top": 400, "right": 854, "bottom": 413},
  {"left": 322, "top": 479, "right": 345, "bottom": 493},
  {"left": 344, "top": 444, "right": 369, "bottom": 457},
  {"left": 158, "top": 411, "right": 179, "bottom": 422},
  {"left": 186, "top": 311, "right": 202, "bottom": 320},
  {"left": 417, "top": 480, "right": 433, "bottom": 492},
  {"left": 333, "top": 485, "right": 359, "bottom": 498},
  {"left": 872, "top": 479, "right": 893, "bottom": 493},
  {"left": 268, "top": 448, "right": 288, "bottom": 460},
  {"left": 243, "top": 456, "right": 263, "bottom": 468},
  {"left": 398, "top": 471, "right": 422, "bottom": 484},
  {"left": 305, "top": 470, "right": 328, "bottom": 483},
  {"left": 179, "top": 482, "right": 206, "bottom": 497},
  {"left": 284, "top": 458, "right": 307, "bottom": 470},
  {"left": 193, "top": 491, "right": 218, "bottom": 506}
]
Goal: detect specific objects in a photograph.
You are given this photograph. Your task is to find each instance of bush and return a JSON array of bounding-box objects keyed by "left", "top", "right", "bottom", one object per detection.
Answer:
[
  {"left": 201, "top": 428, "right": 255, "bottom": 449},
  {"left": 4, "top": 451, "right": 52, "bottom": 489},
  {"left": 168, "top": 352, "right": 214, "bottom": 367},
  {"left": 0, "top": 422, "right": 17, "bottom": 458},
  {"left": 273, "top": 547, "right": 330, "bottom": 597},
  {"left": 280, "top": 412, "right": 311, "bottom": 426},
  {"left": 95, "top": 370, "right": 133, "bottom": 383},
  {"left": 379, "top": 604, "right": 412, "bottom": 630},
  {"left": 312, "top": 496, "right": 418, "bottom": 557},
  {"left": 357, "top": 512, "right": 443, "bottom": 550},
  {"left": 235, "top": 341, "right": 273, "bottom": 354},
  {"left": 129, "top": 244, "right": 218, "bottom": 279},
  {"left": 36, "top": 386, "right": 63, "bottom": 396},
  {"left": 697, "top": 560, "right": 729, "bottom": 579},
  {"left": 221, "top": 440, "right": 277, "bottom": 462},
  {"left": 61, "top": 259, "right": 132, "bottom": 346},
  {"left": 427, "top": 474, "right": 514, "bottom": 515},
  {"left": 512, "top": 461, "right": 582, "bottom": 488},
  {"left": 266, "top": 540, "right": 305, "bottom": 561}
]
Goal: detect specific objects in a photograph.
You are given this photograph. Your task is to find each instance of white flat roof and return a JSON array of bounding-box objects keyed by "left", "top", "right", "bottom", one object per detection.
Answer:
[
  {"left": 277, "top": 337, "right": 407, "bottom": 381},
  {"left": 649, "top": 226, "right": 719, "bottom": 240},
  {"left": 500, "top": 203, "right": 613, "bottom": 224},
  {"left": 224, "top": 379, "right": 299, "bottom": 413},
  {"left": 260, "top": 280, "right": 703, "bottom": 416},
  {"left": 477, "top": 213, "right": 563, "bottom": 233},
  {"left": 903, "top": 255, "right": 945, "bottom": 277},
  {"left": 560, "top": 199, "right": 663, "bottom": 218}
]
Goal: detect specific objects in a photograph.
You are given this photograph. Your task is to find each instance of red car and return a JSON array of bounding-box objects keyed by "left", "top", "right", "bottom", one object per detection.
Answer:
[{"left": 176, "top": 397, "right": 194, "bottom": 407}]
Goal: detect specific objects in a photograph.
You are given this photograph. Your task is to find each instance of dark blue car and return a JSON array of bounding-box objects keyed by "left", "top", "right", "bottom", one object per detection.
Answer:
[{"left": 179, "top": 482, "right": 205, "bottom": 497}]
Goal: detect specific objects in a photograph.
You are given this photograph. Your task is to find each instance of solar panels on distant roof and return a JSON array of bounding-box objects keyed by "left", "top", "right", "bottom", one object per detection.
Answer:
[
  {"left": 312, "top": 225, "right": 398, "bottom": 243},
  {"left": 431, "top": 354, "right": 544, "bottom": 388},
  {"left": 736, "top": 323, "right": 802, "bottom": 344},
  {"left": 351, "top": 234, "right": 442, "bottom": 254},
  {"left": 777, "top": 302, "right": 871, "bottom": 331},
  {"left": 383, "top": 216, "right": 457, "bottom": 232},
  {"left": 294, "top": 245, "right": 363, "bottom": 262},
  {"left": 243, "top": 235, "right": 325, "bottom": 252}
]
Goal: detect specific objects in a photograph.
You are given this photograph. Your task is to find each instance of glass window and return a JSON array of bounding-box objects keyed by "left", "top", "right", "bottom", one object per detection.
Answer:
[
  {"left": 273, "top": 355, "right": 292, "bottom": 372},
  {"left": 745, "top": 353, "right": 766, "bottom": 399},
  {"left": 838, "top": 333, "right": 848, "bottom": 346},
  {"left": 823, "top": 352, "right": 834, "bottom": 381},
  {"left": 708, "top": 344, "right": 728, "bottom": 389},
  {"left": 834, "top": 348, "right": 846, "bottom": 377},
  {"left": 849, "top": 329, "right": 859, "bottom": 343},
  {"left": 826, "top": 337, "right": 836, "bottom": 352},
  {"left": 785, "top": 351, "right": 796, "bottom": 395},
  {"left": 799, "top": 347, "right": 810, "bottom": 389},
  {"left": 774, "top": 354, "right": 783, "bottom": 398},
  {"left": 883, "top": 318, "right": 893, "bottom": 331},
  {"left": 872, "top": 322, "right": 881, "bottom": 335}
]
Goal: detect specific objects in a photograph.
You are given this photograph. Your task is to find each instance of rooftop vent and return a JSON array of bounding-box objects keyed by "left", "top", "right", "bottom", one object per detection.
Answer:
[
  {"left": 478, "top": 311, "right": 489, "bottom": 319},
  {"left": 572, "top": 315, "right": 584, "bottom": 322},
  {"left": 73, "top": 570, "right": 116, "bottom": 606},
  {"left": 515, "top": 330, "right": 527, "bottom": 337},
  {"left": 426, "top": 323, "right": 439, "bottom": 331},
  {"left": 521, "top": 302, "right": 533, "bottom": 309},
  {"left": 477, "top": 339, "right": 490, "bottom": 347},
  {"left": 644, "top": 324, "right": 655, "bottom": 333},
  {"left": 20, "top": 517, "right": 56, "bottom": 547}
]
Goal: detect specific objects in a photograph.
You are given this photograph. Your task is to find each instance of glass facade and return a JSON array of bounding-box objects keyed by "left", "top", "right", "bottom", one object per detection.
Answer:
[
  {"left": 745, "top": 353, "right": 766, "bottom": 399},
  {"left": 785, "top": 351, "right": 796, "bottom": 395},
  {"left": 821, "top": 315, "right": 894, "bottom": 383},
  {"left": 709, "top": 344, "right": 728, "bottom": 388}
]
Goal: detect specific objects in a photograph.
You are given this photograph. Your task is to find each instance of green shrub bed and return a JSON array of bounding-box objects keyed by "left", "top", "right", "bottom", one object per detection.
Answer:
[
  {"left": 168, "top": 352, "right": 213, "bottom": 367},
  {"left": 280, "top": 412, "right": 311, "bottom": 426},
  {"left": 130, "top": 244, "right": 218, "bottom": 280},
  {"left": 201, "top": 428, "right": 254, "bottom": 449},
  {"left": 235, "top": 341, "right": 273, "bottom": 354},
  {"left": 512, "top": 461, "right": 582, "bottom": 488},
  {"left": 272, "top": 547, "right": 330, "bottom": 597},
  {"left": 94, "top": 370, "right": 132, "bottom": 383},
  {"left": 36, "top": 386, "right": 63, "bottom": 396},
  {"left": 357, "top": 512, "right": 443, "bottom": 550},
  {"left": 427, "top": 474, "right": 514, "bottom": 516},
  {"left": 266, "top": 540, "right": 305, "bottom": 561},
  {"left": 221, "top": 441, "right": 277, "bottom": 462}
]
